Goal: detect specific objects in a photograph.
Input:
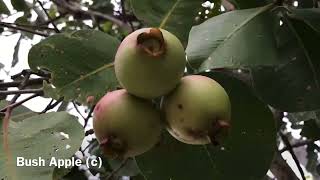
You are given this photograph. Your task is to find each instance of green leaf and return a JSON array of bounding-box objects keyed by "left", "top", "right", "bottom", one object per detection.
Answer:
[
  {"left": 11, "top": 0, "right": 28, "bottom": 11},
  {"left": 135, "top": 71, "right": 276, "bottom": 180},
  {"left": 28, "top": 30, "right": 120, "bottom": 104},
  {"left": 0, "top": 100, "right": 36, "bottom": 122},
  {"left": 89, "top": 139, "right": 140, "bottom": 177},
  {"left": 131, "top": 0, "right": 216, "bottom": 45},
  {"left": 186, "top": 4, "right": 279, "bottom": 70},
  {"left": 0, "top": 112, "right": 84, "bottom": 180},
  {"left": 252, "top": 9, "right": 320, "bottom": 112},
  {"left": 227, "top": 0, "right": 272, "bottom": 9},
  {"left": 0, "top": 0, "right": 9, "bottom": 14},
  {"left": 301, "top": 119, "right": 320, "bottom": 140}
]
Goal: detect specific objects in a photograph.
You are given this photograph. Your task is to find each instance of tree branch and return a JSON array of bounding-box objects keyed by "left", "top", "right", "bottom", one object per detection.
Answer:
[
  {"left": 270, "top": 152, "right": 300, "bottom": 180},
  {"left": 279, "top": 139, "right": 314, "bottom": 153},
  {"left": 0, "top": 21, "right": 56, "bottom": 31},
  {"left": 0, "top": 78, "right": 49, "bottom": 88},
  {"left": 0, "top": 89, "right": 44, "bottom": 96},
  {"left": 51, "top": 0, "right": 130, "bottom": 30},
  {"left": 11, "top": 69, "right": 51, "bottom": 79},
  {"left": 280, "top": 133, "right": 306, "bottom": 180},
  {"left": 120, "top": 0, "right": 134, "bottom": 32},
  {"left": 83, "top": 105, "right": 94, "bottom": 128},
  {"left": 2, "top": 71, "right": 32, "bottom": 179},
  {"left": 0, "top": 22, "right": 50, "bottom": 37},
  {"left": 40, "top": 97, "right": 64, "bottom": 113},
  {"left": 36, "top": 0, "right": 60, "bottom": 33},
  {"left": 0, "top": 93, "right": 42, "bottom": 112},
  {"left": 39, "top": 12, "right": 68, "bottom": 26},
  {"left": 72, "top": 101, "right": 86, "bottom": 120}
]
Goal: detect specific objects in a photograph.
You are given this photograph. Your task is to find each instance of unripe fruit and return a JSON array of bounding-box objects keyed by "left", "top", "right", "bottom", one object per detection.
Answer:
[
  {"left": 162, "top": 75, "right": 231, "bottom": 145},
  {"left": 93, "top": 89, "right": 162, "bottom": 158},
  {"left": 115, "top": 28, "right": 186, "bottom": 99}
]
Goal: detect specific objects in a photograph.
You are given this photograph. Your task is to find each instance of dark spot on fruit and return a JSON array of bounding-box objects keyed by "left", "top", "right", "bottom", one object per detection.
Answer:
[
  {"left": 209, "top": 120, "right": 230, "bottom": 146},
  {"left": 186, "top": 128, "right": 206, "bottom": 139},
  {"left": 100, "top": 135, "right": 128, "bottom": 158},
  {"left": 95, "top": 104, "right": 100, "bottom": 112},
  {"left": 180, "top": 118, "right": 184, "bottom": 122},
  {"left": 177, "top": 104, "right": 183, "bottom": 110}
]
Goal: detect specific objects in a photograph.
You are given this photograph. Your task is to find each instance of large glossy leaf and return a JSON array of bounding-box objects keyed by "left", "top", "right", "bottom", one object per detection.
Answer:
[
  {"left": 0, "top": 0, "right": 9, "bottom": 14},
  {"left": 186, "top": 4, "right": 280, "bottom": 71},
  {"left": 135, "top": 71, "right": 276, "bottom": 180},
  {"left": 252, "top": 9, "right": 320, "bottom": 112},
  {"left": 131, "top": 0, "right": 215, "bottom": 45},
  {"left": 0, "top": 112, "right": 84, "bottom": 180},
  {"left": 28, "top": 30, "right": 120, "bottom": 104}
]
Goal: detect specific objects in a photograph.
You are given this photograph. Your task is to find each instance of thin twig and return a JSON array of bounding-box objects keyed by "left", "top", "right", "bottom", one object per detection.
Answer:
[
  {"left": 2, "top": 71, "right": 32, "bottom": 179},
  {"left": 40, "top": 97, "right": 64, "bottom": 113},
  {"left": 39, "top": 12, "right": 68, "bottom": 26},
  {"left": 0, "top": 93, "right": 41, "bottom": 112},
  {"left": 0, "top": 89, "right": 44, "bottom": 96},
  {"left": 85, "top": 129, "right": 94, "bottom": 136},
  {"left": 52, "top": 0, "right": 130, "bottom": 30},
  {"left": 0, "top": 21, "right": 56, "bottom": 31},
  {"left": 279, "top": 139, "right": 314, "bottom": 153},
  {"left": 106, "top": 158, "right": 129, "bottom": 180},
  {"left": 120, "top": 0, "right": 134, "bottom": 32},
  {"left": 0, "top": 22, "right": 50, "bottom": 37},
  {"left": 280, "top": 133, "right": 306, "bottom": 180},
  {"left": 36, "top": 0, "right": 60, "bottom": 33},
  {"left": 84, "top": 105, "right": 94, "bottom": 128},
  {"left": 72, "top": 101, "right": 86, "bottom": 120},
  {"left": 0, "top": 78, "right": 49, "bottom": 88},
  {"left": 11, "top": 69, "right": 51, "bottom": 79}
]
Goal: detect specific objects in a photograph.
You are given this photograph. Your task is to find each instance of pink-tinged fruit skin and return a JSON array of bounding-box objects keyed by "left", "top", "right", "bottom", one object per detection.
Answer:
[
  {"left": 162, "top": 75, "right": 231, "bottom": 145},
  {"left": 115, "top": 28, "right": 186, "bottom": 99},
  {"left": 93, "top": 89, "right": 162, "bottom": 158}
]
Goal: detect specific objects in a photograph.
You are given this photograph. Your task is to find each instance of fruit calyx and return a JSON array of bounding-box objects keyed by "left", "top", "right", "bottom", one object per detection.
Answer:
[
  {"left": 137, "top": 28, "right": 166, "bottom": 57},
  {"left": 209, "top": 120, "right": 231, "bottom": 146}
]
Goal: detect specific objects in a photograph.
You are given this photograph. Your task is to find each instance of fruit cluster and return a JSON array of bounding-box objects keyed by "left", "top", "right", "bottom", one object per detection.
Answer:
[{"left": 93, "top": 28, "right": 231, "bottom": 158}]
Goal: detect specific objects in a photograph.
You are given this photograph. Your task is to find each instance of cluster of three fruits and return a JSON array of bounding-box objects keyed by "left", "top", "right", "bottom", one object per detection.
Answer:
[{"left": 93, "top": 28, "right": 231, "bottom": 158}]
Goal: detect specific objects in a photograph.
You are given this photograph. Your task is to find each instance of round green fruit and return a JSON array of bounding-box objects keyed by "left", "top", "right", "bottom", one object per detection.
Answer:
[
  {"left": 115, "top": 28, "right": 186, "bottom": 99},
  {"left": 93, "top": 89, "right": 162, "bottom": 158},
  {"left": 161, "top": 75, "right": 231, "bottom": 145}
]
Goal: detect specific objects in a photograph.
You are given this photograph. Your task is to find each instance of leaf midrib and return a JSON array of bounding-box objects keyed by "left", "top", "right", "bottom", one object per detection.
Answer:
[
  {"left": 159, "top": 0, "right": 182, "bottom": 28},
  {"left": 57, "top": 62, "right": 114, "bottom": 92},
  {"left": 201, "top": 4, "right": 273, "bottom": 67},
  {"left": 283, "top": 13, "right": 320, "bottom": 88}
]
